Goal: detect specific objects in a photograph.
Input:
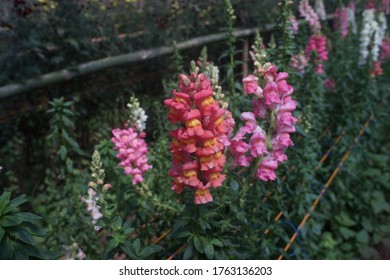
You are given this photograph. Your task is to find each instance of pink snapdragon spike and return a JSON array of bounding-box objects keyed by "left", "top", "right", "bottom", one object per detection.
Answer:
[
  {"left": 324, "top": 77, "right": 336, "bottom": 92},
  {"left": 231, "top": 63, "right": 297, "bottom": 181},
  {"left": 111, "top": 127, "right": 152, "bottom": 185},
  {"left": 243, "top": 75, "right": 262, "bottom": 97},
  {"left": 290, "top": 15, "right": 299, "bottom": 34},
  {"left": 380, "top": 38, "right": 390, "bottom": 61},
  {"left": 164, "top": 67, "right": 234, "bottom": 204},
  {"left": 305, "top": 34, "right": 329, "bottom": 74},
  {"left": 365, "top": 0, "right": 376, "bottom": 10},
  {"left": 334, "top": 6, "right": 349, "bottom": 37},
  {"left": 299, "top": 0, "right": 321, "bottom": 33},
  {"left": 382, "top": 0, "right": 390, "bottom": 15},
  {"left": 290, "top": 54, "right": 308, "bottom": 74}
]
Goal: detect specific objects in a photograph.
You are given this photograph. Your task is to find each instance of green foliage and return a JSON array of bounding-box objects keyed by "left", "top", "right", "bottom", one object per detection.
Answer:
[
  {"left": 47, "top": 97, "right": 84, "bottom": 173},
  {"left": 88, "top": 150, "right": 163, "bottom": 259},
  {"left": 0, "top": 191, "right": 60, "bottom": 259}
]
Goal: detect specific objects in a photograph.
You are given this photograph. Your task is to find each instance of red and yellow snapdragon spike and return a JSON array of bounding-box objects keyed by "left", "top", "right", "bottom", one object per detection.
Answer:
[{"left": 164, "top": 67, "right": 234, "bottom": 204}]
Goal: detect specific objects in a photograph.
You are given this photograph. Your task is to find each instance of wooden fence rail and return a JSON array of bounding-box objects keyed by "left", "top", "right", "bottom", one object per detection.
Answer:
[{"left": 0, "top": 26, "right": 275, "bottom": 100}]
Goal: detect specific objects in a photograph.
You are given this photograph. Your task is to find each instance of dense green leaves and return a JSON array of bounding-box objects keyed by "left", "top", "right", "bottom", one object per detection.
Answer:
[{"left": 0, "top": 191, "right": 58, "bottom": 260}]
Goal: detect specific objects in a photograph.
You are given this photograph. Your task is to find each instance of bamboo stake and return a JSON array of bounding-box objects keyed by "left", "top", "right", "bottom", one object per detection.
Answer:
[
  {"left": 151, "top": 228, "right": 173, "bottom": 245},
  {"left": 167, "top": 243, "right": 188, "bottom": 260},
  {"left": 1, "top": 14, "right": 334, "bottom": 99},
  {"left": 0, "top": 27, "right": 270, "bottom": 100},
  {"left": 315, "top": 130, "right": 345, "bottom": 169},
  {"left": 277, "top": 115, "right": 374, "bottom": 260}
]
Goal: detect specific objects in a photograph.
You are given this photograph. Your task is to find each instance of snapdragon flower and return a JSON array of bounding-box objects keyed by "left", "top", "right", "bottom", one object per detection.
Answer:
[
  {"left": 164, "top": 63, "right": 234, "bottom": 204},
  {"left": 127, "top": 96, "right": 148, "bottom": 132},
  {"left": 290, "top": 53, "right": 308, "bottom": 74},
  {"left": 359, "top": 9, "right": 378, "bottom": 65},
  {"left": 315, "top": 0, "right": 327, "bottom": 20},
  {"left": 305, "top": 34, "right": 328, "bottom": 74},
  {"left": 382, "top": 0, "right": 390, "bottom": 15},
  {"left": 290, "top": 15, "right": 299, "bottom": 34},
  {"left": 380, "top": 38, "right": 390, "bottom": 61},
  {"left": 299, "top": 0, "right": 321, "bottom": 33},
  {"left": 334, "top": 6, "right": 349, "bottom": 37},
  {"left": 231, "top": 63, "right": 297, "bottom": 182},
  {"left": 112, "top": 96, "right": 152, "bottom": 185},
  {"left": 111, "top": 128, "right": 152, "bottom": 185},
  {"left": 82, "top": 188, "right": 103, "bottom": 226}
]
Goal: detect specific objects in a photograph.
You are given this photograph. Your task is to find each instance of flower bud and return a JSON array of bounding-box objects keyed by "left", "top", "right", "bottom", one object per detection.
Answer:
[{"left": 103, "top": 183, "right": 112, "bottom": 192}]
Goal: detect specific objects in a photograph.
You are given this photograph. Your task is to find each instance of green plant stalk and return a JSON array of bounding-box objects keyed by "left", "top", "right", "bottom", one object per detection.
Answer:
[{"left": 225, "top": 0, "right": 236, "bottom": 97}]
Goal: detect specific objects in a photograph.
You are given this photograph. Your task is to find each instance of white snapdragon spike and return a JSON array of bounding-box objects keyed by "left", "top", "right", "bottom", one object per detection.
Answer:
[
  {"left": 346, "top": 7, "right": 357, "bottom": 34},
  {"left": 359, "top": 9, "right": 377, "bottom": 65},
  {"left": 206, "top": 65, "right": 220, "bottom": 87},
  {"left": 127, "top": 97, "right": 148, "bottom": 132},
  {"left": 135, "top": 107, "right": 148, "bottom": 132},
  {"left": 315, "top": 0, "right": 327, "bottom": 20},
  {"left": 212, "top": 66, "right": 219, "bottom": 84},
  {"left": 371, "top": 12, "right": 387, "bottom": 62}
]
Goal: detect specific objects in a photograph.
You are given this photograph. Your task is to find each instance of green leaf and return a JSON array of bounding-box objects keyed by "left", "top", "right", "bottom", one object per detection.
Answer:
[
  {"left": 204, "top": 243, "right": 214, "bottom": 259},
  {"left": 0, "top": 227, "right": 5, "bottom": 242},
  {"left": 0, "top": 192, "right": 11, "bottom": 214},
  {"left": 24, "top": 222, "right": 46, "bottom": 237},
  {"left": 27, "top": 246, "right": 63, "bottom": 260},
  {"left": 140, "top": 245, "right": 162, "bottom": 258},
  {"left": 356, "top": 230, "right": 369, "bottom": 243},
  {"left": 362, "top": 217, "right": 373, "bottom": 232},
  {"left": 0, "top": 215, "right": 22, "bottom": 227},
  {"left": 106, "top": 238, "right": 120, "bottom": 252},
  {"left": 58, "top": 146, "right": 68, "bottom": 160},
  {"left": 198, "top": 219, "right": 210, "bottom": 231},
  {"left": 183, "top": 243, "right": 193, "bottom": 260},
  {"left": 133, "top": 239, "right": 141, "bottom": 255},
  {"left": 62, "top": 131, "right": 80, "bottom": 150},
  {"left": 63, "top": 101, "right": 74, "bottom": 107},
  {"left": 66, "top": 158, "right": 73, "bottom": 172},
  {"left": 339, "top": 226, "right": 356, "bottom": 239},
  {"left": 175, "top": 231, "right": 191, "bottom": 239},
  {"left": 113, "top": 216, "right": 122, "bottom": 230},
  {"left": 7, "top": 226, "right": 34, "bottom": 245},
  {"left": 123, "top": 227, "right": 135, "bottom": 236},
  {"left": 121, "top": 244, "right": 136, "bottom": 259},
  {"left": 173, "top": 217, "right": 189, "bottom": 230},
  {"left": 13, "top": 242, "right": 28, "bottom": 260},
  {"left": 334, "top": 212, "right": 356, "bottom": 227},
  {"left": 3, "top": 195, "right": 27, "bottom": 215},
  {"left": 61, "top": 115, "right": 74, "bottom": 128},
  {"left": 193, "top": 236, "right": 204, "bottom": 253},
  {"left": 13, "top": 212, "right": 41, "bottom": 222},
  {"left": 371, "top": 191, "right": 390, "bottom": 214},
  {"left": 210, "top": 239, "right": 224, "bottom": 247},
  {"left": 0, "top": 237, "right": 14, "bottom": 259}
]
